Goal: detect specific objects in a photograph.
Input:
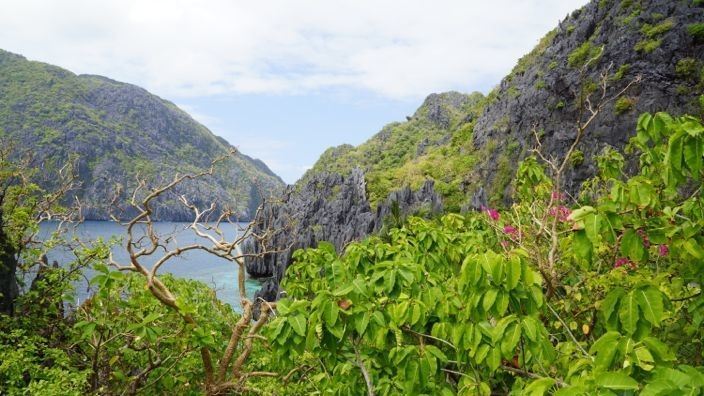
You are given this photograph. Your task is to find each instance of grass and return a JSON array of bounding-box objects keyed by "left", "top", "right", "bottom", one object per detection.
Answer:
[
  {"left": 612, "top": 64, "right": 630, "bottom": 81},
  {"left": 688, "top": 23, "right": 704, "bottom": 43},
  {"left": 568, "top": 41, "right": 603, "bottom": 68}
]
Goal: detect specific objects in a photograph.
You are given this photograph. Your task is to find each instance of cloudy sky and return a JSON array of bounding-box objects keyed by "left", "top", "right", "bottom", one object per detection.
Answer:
[{"left": 0, "top": 0, "right": 587, "bottom": 183}]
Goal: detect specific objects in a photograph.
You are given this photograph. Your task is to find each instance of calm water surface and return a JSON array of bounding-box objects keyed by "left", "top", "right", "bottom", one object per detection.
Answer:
[{"left": 30, "top": 221, "right": 262, "bottom": 312}]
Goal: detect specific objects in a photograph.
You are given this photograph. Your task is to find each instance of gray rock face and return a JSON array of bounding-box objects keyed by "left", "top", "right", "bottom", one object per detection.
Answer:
[
  {"left": 244, "top": 168, "right": 442, "bottom": 303},
  {"left": 472, "top": 0, "right": 704, "bottom": 196}
]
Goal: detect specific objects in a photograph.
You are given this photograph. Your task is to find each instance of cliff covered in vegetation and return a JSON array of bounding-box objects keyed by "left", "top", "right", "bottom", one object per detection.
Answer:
[{"left": 0, "top": 49, "right": 284, "bottom": 220}]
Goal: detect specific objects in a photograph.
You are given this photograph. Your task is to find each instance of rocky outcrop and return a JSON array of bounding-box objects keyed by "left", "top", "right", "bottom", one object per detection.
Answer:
[
  {"left": 244, "top": 168, "right": 442, "bottom": 304},
  {"left": 472, "top": 0, "right": 704, "bottom": 198}
]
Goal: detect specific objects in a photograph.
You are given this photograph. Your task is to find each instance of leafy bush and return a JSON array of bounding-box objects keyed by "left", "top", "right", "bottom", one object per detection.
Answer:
[
  {"left": 676, "top": 58, "right": 699, "bottom": 79},
  {"left": 269, "top": 112, "right": 704, "bottom": 394}
]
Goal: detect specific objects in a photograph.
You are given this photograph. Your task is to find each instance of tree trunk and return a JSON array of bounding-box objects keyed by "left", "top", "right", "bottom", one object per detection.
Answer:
[{"left": 0, "top": 210, "right": 19, "bottom": 316}]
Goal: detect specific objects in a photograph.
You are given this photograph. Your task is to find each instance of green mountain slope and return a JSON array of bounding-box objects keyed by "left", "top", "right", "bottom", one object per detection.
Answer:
[
  {"left": 301, "top": 91, "right": 485, "bottom": 211},
  {"left": 0, "top": 49, "right": 284, "bottom": 220}
]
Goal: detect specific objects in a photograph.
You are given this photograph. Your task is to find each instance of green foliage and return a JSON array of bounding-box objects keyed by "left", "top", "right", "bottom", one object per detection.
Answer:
[
  {"left": 612, "top": 64, "right": 631, "bottom": 81},
  {"left": 688, "top": 23, "right": 704, "bottom": 43},
  {"left": 614, "top": 96, "right": 637, "bottom": 115},
  {"left": 635, "top": 39, "right": 662, "bottom": 54},
  {"left": 641, "top": 18, "right": 675, "bottom": 39},
  {"left": 0, "top": 329, "right": 88, "bottom": 395},
  {"left": 568, "top": 41, "right": 603, "bottom": 68},
  {"left": 267, "top": 111, "right": 704, "bottom": 394},
  {"left": 675, "top": 58, "right": 699, "bottom": 80},
  {"left": 635, "top": 18, "right": 675, "bottom": 54},
  {"left": 74, "top": 268, "right": 240, "bottom": 393}
]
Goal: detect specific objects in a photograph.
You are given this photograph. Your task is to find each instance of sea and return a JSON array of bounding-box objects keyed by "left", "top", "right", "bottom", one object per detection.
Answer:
[{"left": 26, "top": 221, "right": 263, "bottom": 313}]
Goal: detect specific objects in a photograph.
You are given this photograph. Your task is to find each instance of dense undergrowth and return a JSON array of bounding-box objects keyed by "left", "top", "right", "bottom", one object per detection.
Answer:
[{"left": 1, "top": 110, "right": 703, "bottom": 395}]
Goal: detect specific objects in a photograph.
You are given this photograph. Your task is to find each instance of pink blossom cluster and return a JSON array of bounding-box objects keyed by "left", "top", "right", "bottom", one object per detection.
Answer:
[
  {"left": 548, "top": 205, "right": 571, "bottom": 222},
  {"left": 614, "top": 257, "right": 637, "bottom": 270},
  {"left": 658, "top": 244, "right": 669, "bottom": 257},
  {"left": 482, "top": 206, "right": 500, "bottom": 221}
]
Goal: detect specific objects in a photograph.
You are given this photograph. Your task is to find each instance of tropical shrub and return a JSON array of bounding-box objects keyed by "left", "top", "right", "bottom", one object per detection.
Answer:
[{"left": 268, "top": 112, "right": 704, "bottom": 394}]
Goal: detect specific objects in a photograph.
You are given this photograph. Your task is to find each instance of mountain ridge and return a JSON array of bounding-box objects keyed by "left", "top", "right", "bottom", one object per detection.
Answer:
[{"left": 0, "top": 49, "right": 284, "bottom": 221}]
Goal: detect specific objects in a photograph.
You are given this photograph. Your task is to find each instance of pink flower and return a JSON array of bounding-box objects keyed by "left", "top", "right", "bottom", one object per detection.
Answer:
[
  {"left": 500, "top": 240, "right": 510, "bottom": 248},
  {"left": 551, "top": 191, "right": 565, "bottom": 202},
  {"left": 614, "top": 257, "right": 630, "bottom": 268},
  {"left": 637, "top": 229, "right": 651, "bottom": 248},
  {"left": 483, "top": 206, "right": 500, "bottom": 221},
  {"left": 658, "top": 244, "right": 669, "bottom": 257},
  {"left": 548, "top": 206, "right": 572, "bottom": 222},
  {"left": 503, "top": 225, "right": 518, "bottom": 235}
]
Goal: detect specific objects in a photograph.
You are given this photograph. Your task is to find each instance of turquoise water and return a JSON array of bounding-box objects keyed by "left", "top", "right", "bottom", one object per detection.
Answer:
[{"left": 30, "top": 221, "right": 262, "bottom": 312}]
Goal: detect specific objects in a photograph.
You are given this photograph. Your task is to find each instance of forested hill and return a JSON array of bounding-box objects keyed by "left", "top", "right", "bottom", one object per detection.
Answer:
[{"left": 0, "top": 49, "right": 284, "bottom": 220}]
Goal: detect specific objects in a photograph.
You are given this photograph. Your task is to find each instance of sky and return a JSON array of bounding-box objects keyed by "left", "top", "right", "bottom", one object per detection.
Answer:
[{"left": 0, "top": 0, "right": 588, "bottom": 184}]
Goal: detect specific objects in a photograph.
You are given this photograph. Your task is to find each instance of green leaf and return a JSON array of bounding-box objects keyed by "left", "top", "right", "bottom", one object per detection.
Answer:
[
  {"left": 573, "top": 230, "right": 593, "bottom": 265},
  {"left": 323, "top": 300, "right": 339, "bottom": 327},
  {"left": 601, "top": 288, "right": 625, "bottom": 325},
  {"left": 505, "top": 256, "right": 521, "bottom": 290},
  {"left": 474, "top": 344, "right": 490, "bottom": 363},
  {"left": 568, "top": 206, "right": 596, "bottom": 222},
  {"left": 500, "top": 323, "right": 521, "bottom": 358},
  {"left": 595, "top": 372, "right": 639, "bottom": 390},
  {"left": 289, "top": 314, "right": 307, "bottom": 337},
  {"left": 521, "top": 317, "right": 539, "bottom": 342},
  {"left": 486, "top": 348, "right": 502, "bottom": 371},
  {"left": 619, "top": 291, "right": 639, "bottom": 335},
  {"left": 482, "top": 289, "right": 498, "bottom": 312},
  {"left": 355, "top": 311, "right": 371, "bottom": 336},
  {"left": 332, "top": 284, "right": 354, "bottom": 296},
  {"left": 635, "top": 287, "right": 664, "bottom": 327},
  {"left": 621, "top": 229, "right": 646, "bottom": 262},
  {"left": 683, "top": 136, "right": 703, "bottom": 175},
  {"left": 523, "top": 378, "right": 556, "bottom": 396}
]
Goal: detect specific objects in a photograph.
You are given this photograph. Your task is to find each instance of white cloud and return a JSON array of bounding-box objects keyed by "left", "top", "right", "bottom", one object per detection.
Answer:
[{"left": 0, "top": 0, "right": 588, "bottom": 100}]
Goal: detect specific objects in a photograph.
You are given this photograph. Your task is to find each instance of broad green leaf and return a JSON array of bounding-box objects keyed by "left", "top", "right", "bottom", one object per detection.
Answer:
[
  {"left": 635, "top": 287, "right": 664, "bottom": 327},
  {"left": 483, "top": 289, "right": 498, "bottom": 312},
  {"left": 621, "top": 229, "right": 646, "bottom": 262},
  {"left": 596, "top": 372, "right": 639, "bottom": 390},
  {"left": 323, "top": 300, "right": 339, "bottom": 327},
  {"left": 500, "top": 323, "right": 521, "bottom": 358},
  {"left": 641, "top": 337, "right": 675, "bottom": 362},
  {"left": 683, "top": 136, "right": 703, "bottom": 175},
  {"left": 289, "top": 314, "right": 307, "bottom": 337},
  {"left": 601, "top": 288, "right": 625, "bottom": 326},
  {"left": 568, "top": 206, "right": 596, "bottom": 222},
  {"left": 521, "top": 317, "right": 539, "bottom": 342},
  {"left": 619, "top": 291, "right": 639, "bottom": 335},
  {"left": 523, "top": 378, "right": 556, "bottom": 396},
  {"left": 486, "top": 348, "right": 502, "bottom": 371},
  {"left": 505, "top": 256, "right": 521, "bottom": 290}
]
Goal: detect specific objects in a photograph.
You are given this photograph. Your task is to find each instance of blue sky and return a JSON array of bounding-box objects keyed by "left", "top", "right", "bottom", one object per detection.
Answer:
[{"left": 0, "top": 0, "right": 587, "bottom": 183}]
